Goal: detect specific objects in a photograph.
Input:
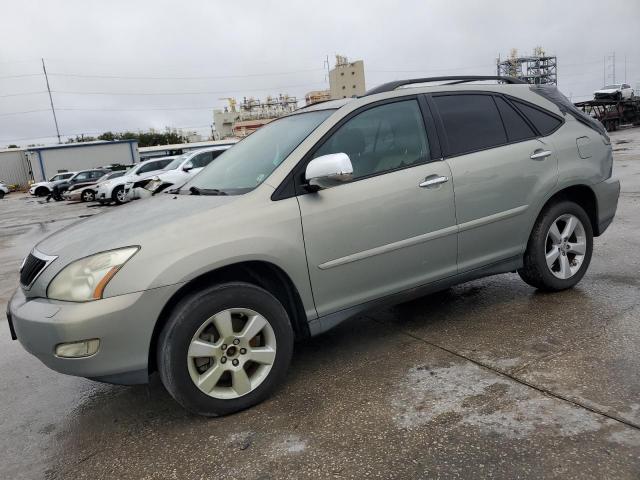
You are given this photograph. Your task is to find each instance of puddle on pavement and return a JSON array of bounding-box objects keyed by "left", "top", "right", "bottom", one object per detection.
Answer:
[{"left": 392, "top": 362, "right": 639, "bottom": 445}]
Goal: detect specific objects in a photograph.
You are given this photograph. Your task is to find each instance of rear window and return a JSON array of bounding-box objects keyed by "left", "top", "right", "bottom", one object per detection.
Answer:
[
  {"left": 433, "top": 94, "right": 507, "bottom": 156},
  {"left": 510, "top": 100, "right": 562, "bottom": 136},
  {"left": 494, "top": 97, "right": 536, "bottom": 142}
]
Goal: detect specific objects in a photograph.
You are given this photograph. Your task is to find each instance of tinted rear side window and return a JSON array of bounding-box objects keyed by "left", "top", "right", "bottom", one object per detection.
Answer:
[
  {"left": 433, "top": 94, "right": 507, "bottom": 156},
  {"left": 510, "top": 100, "right": 562, "bottom": 136},
  {"left": 494, "top": 97, "right": 536, "bottom": 142}
]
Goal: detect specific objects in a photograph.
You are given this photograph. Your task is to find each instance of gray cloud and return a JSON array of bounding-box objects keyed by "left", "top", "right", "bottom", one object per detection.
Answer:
[{"left": 1, "top": 0, "right": 638, "bottom": 146}]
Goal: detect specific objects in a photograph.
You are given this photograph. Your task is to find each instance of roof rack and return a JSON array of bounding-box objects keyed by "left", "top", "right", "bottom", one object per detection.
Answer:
[{"left": 364, "top": 76, "right": 526, "bottom": 96}]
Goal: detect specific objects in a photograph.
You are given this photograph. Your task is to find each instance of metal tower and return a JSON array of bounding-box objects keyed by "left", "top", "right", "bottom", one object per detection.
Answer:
[{"left": 496, "top": 47, "right": 557, "bottom": 85}]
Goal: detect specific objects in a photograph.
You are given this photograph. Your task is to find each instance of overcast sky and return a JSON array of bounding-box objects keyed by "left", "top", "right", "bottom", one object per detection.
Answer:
[{"left": 1, "top": 0, "right": 639, "bottom": 147}]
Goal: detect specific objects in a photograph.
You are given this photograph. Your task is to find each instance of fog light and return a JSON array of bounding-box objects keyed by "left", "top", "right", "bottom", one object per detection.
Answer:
[{"left": 55, "top": 339, "right": 100, "bottom": 358}]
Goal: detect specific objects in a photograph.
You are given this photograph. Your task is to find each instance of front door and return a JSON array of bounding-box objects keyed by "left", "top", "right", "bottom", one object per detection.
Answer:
[{"left": 297, "top": 98, "right": 458, "bottom": 316}]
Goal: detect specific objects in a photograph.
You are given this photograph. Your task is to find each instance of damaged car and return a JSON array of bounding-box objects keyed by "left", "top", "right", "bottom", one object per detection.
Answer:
[
  {"left": 62, "top": 170, "right": 128, "bottom": 202},
  {"left": 127, "top": 146, "right": 232, "bottom": 200},
  {"left": 95, "top": 156, "right": 177, "bottom": 205},
  {"left": 594, "top": 83, "right": 634, "bottom": 101}
]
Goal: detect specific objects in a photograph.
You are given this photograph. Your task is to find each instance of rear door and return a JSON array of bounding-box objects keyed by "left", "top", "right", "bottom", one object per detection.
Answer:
[
  {"left": 428, "top": 92, "right": 560, "bottom": 272},
  {"left": 296, "top": 97, "right": 458, "bottom": 316}
]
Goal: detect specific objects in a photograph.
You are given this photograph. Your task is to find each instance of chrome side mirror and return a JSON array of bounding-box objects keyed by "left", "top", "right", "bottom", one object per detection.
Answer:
[{"left": 305, "top": 153, "right": 353, "bottom": 190}]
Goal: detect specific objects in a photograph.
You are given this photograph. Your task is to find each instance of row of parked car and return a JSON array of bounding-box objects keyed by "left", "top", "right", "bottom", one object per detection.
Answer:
[{"left": 28, "top": 145, "right": 231, "bottom": 205}]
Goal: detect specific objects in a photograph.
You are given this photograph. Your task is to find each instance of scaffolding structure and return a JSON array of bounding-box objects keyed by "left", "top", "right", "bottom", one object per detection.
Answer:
[{"left": 496, "top": 47, "right": 557, "bottom": 85}]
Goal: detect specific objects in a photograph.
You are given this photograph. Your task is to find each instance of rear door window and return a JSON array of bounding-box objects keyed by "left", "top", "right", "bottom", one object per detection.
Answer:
[
  {"left": 510, "top": 99, "right": 562, "bottom": 136},
  {"left": 494, "top": 97, "right": 537, "bottom": 142},
  {"left": 433, "top": 94, "right": 507, "bottom": 156}
]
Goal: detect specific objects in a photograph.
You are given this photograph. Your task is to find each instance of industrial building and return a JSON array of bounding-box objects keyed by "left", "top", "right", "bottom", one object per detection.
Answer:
[
  {"left": 213, "top": 55, "right": 367, "bottom": 137},
  {"left": 305, "top": 55, "right": 367, "bottom": 105},
  {"left": 25, "top": 140, "right": 139, "bottom": 182},
  {"left": 496, "top": 47, "right": 557, "bottom": 85},
  {"left": 213, "top": 94, "right": 298, "bottom": 139},
  {"left": 329, "top": 55, "right": 366, "bottom": 98}
]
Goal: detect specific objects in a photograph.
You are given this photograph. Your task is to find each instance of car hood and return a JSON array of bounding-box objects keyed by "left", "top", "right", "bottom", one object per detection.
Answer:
[
  {"left": 595, "top": 88, "right": 620, "bottom": 94},
  {"left": 36, "top": 193, "right": 238, "bottom": 258},
  {"left": 31, "top": 181, "right": 52, "bottom": 188}
]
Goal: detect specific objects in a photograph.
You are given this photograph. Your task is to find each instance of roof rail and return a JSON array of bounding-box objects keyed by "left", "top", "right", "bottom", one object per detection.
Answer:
[{"left": 364, "top": 76, "right": 526, "bottom": 96}]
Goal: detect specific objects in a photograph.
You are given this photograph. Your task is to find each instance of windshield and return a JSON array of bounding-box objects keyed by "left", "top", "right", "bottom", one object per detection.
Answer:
[
  {"left": 164, "top": 155, "right": 187, "bottom": 170},
  {"left": 184, "top": 110, "right": 334, "bottom": 195}
]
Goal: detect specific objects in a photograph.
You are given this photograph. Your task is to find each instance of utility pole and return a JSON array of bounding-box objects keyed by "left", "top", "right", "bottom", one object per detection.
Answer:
[
  {"left": 324, "top": 55, "right": 330, "bottom": 84},
  {"left": 42, "top": 58, "right": 61, "bottom": 144}
]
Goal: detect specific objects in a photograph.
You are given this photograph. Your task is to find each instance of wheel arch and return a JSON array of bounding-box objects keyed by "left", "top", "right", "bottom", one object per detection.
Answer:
[
  {"left": 147, "top": 260, "right": 310, "bottom": 374},
  {"left": 531, "top": 184, "right": 599, "bottom": 238}
]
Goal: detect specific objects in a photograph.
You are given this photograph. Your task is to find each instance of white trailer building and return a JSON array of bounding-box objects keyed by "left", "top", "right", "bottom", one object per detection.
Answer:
[
  {"left": 0, "top": 148, "right": 32, "bottom": 188},
  {"left": 25, "top": 140, "right": 139, "bottom": 182}
]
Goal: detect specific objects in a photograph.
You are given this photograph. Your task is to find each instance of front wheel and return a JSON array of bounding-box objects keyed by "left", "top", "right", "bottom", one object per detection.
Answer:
[
  {"left": 518, "top": 201, "right": 593, "bottom": 291},
  {"left": 81, "top": 189, "right": 95, "bottom": 202},
  {"left": 112, "top": 186, "right": 126, "bottom": 204},
  {"left": 157, "top": 282, "right": 294, "bottom": 416},
  {"left": 35, "top": 186, "right": 49, "bottom": 197}
]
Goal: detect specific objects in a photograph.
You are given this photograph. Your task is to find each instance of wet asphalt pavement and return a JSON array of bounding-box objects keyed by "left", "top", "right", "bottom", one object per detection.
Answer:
[{"left": 1, "top": 129, "right": 639, "bottom": 479}]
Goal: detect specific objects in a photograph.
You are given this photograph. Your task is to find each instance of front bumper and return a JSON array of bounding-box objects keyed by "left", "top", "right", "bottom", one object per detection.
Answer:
[
  {"left": 95, "top": 185, "right": 113, "bottom": 202},
  {"left": 593, "top": 177, "right": 621, "bottom": 235},
  {"left": 7, "top": 283, "right": 183, "bottom": 384},
  {"left": 62, "top": 190, "right": 82, "bottom": 201}
]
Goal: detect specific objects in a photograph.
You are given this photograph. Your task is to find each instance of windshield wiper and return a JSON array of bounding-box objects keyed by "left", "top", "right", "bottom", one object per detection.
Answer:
[{"left": 189, "top": 186, "right": 227, "bottom": 196}]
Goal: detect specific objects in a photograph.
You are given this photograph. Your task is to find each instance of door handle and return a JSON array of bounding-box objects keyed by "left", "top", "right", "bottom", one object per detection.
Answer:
[
  {"left": 419, "top": 175, "right": 449, "bottom": 188},
  {"left": 530, "top": 149, "right": 552, "bottom": 160}
]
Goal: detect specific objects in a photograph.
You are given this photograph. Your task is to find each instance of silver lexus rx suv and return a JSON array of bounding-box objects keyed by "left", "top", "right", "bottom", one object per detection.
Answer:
[{"left": 7, "top": 76, "right": 620, "bottom": 416}]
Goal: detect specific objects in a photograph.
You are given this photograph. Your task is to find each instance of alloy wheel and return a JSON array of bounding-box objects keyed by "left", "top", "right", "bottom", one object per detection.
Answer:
[
  {"left": 187, "top": 308, "right": 277, "bottom": 399},
  {"left": 545, "top": 213, "right": 587, "bottom": 279},
  {"left": 116, "top": 189, "right": 126, "bottom": 203}
]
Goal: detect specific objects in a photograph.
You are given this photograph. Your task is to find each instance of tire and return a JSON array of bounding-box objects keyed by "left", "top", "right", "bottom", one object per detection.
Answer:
[
  {"left": 0, "top": 191, "right": 4, "bottom": 199},
  {"left": 112, "top": 186, "right": 126, "bottom": 205},
  {"left": 157, "top": 282, "right": 294, "bottom": 416},
  {"left": 81, "top": 189, "right": 95, "bottom": 202},
  {"left": 35, "top": 186, "right": 49, "bottom": 197},
  {"left": 518, "top": 200, "right": 593, "bottom": 291}
]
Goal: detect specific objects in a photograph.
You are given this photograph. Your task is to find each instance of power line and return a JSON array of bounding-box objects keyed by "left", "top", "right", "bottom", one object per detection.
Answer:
[
  {"left": 0, "top": 91, "right": 47, "bottom": 98},
  {"left": 50, "top": 82, "right": 325, "bottom": 96},
  {"left": 47, "top": 68, "right": 324, "bottom": 81},
  {"left": 0, "top": 73, "right": 43, "bottom": 80},
  {"left": 0, "top": 109, "right": 51, "bottom": 117}
]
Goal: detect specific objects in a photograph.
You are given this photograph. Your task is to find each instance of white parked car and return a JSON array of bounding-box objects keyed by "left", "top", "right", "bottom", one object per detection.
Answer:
[
  {"left": 128, "top": 146, "right": 231, "bottom": 199},
  {"left": 95, "top": 157, "right": 177, "bottom": 205},
  {"left": 0, "top": 181, "right": 9, "bottom": 199},
  {"left": 594, "top": 83, "right": 634, "bottom": 101},
  {"left": 28, "top": 172, "right": 76, "bottom": 197}
]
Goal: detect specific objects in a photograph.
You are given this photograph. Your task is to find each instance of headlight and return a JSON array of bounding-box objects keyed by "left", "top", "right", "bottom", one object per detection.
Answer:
[{"left": 47, "top": 247, "right": 139, "bottom": 302}]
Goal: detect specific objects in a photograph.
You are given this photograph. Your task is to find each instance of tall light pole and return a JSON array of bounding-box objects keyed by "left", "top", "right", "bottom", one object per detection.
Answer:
[{"left": 42, "top": 58, "right": 61, "bottom": 144}]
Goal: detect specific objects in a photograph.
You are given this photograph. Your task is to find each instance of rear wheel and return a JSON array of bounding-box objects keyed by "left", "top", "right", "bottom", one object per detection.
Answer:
[
  {"left": 157, "top": 282, "right": 294, "bottom": 416},
  {"left": 112, "top": 186, "right": 126, "bottom": 204},
  {"left": 81, "top": 189, "right": 95, "bottom": 202},
  {"left": 518, "top": 201, "right": 593, "bottom": 291}
]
